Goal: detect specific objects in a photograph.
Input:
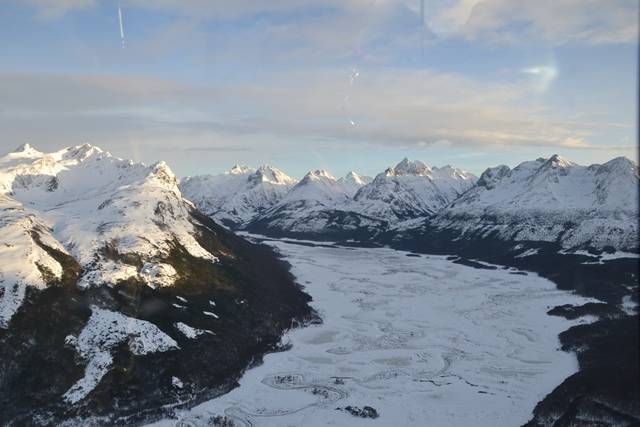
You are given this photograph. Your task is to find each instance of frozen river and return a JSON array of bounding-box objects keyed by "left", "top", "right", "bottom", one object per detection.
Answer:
[{"left": 152, "top": 240, "right": 592, "bottom": 427}]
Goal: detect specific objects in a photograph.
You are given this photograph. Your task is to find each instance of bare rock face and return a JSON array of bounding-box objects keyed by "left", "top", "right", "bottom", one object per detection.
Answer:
[{"left": 337, "top": 405, "right": 380, "bottom": 419}]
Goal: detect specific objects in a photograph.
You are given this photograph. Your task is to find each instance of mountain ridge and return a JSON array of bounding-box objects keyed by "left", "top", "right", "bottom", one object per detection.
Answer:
[
  {"left": 180, "top": 164, "right": 296, "bottom": 227},
  {"left": 181, "top": 154, "right": 637, "bottom": 251},
  {"left": 0, "top": 143, "right": 316, "bottom": 424}
]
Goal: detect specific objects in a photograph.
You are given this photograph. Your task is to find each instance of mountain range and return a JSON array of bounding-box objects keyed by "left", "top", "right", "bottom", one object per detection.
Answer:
[
  {"left": 179, "top": 151, "right": 639, "bottom": 427},
  {"left": 0, "top": 143, "right": 637, "bottom": 425},
  {"left": 182, "top": 154, "right": 638, "bottom": 252}
]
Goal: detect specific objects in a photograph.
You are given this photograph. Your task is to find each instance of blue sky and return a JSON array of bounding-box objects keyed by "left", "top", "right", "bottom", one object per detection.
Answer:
[{"left": 0, "top": 0, "right": 637, "bottom": 177}]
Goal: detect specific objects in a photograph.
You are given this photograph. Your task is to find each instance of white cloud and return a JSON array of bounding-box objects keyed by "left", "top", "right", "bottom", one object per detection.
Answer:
[
  {"left": 20, "top": 0, "right": 97, "bottom": 18},
  {"left": 424, "top": 0, "right": 638, "bottom": 45},
  {"left": 0, "top": 69, "right": 622, "bottom": 156},
  {"left": 19, "top": 0, "right": 636, "bottom": 46}
]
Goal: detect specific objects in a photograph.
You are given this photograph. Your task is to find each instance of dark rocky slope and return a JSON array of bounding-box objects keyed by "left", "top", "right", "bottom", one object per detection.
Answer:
[
  {"left": 0, "top": 210, "right": 317, "bottom": 426},
  {"left": 246, "top": 206, "right": 389, "bottom": 242}
]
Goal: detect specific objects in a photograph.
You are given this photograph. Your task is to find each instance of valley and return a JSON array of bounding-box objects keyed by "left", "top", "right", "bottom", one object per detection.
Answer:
[{"left": 152, "top": 239, "right": 597, "bottom": 427}]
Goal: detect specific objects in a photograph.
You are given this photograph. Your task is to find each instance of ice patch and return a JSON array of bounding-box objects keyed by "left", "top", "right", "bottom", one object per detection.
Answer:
[
  {"left": 77, "top": 261, "right": 138, "bottom": 289},
  {"left": 175, "top": 322, "right": 211, "bottom": 339},
  {"left": 600, "top": 251, "right": 639, "bottom": 261},
  {"left": 172, "top": 376, "right": 184, "bottom": 389},
  {"left": 63, "top": 306, "right": 178, "bottom": 404},
  {"left": 515, "top": 248, "right": 539, "bottom": 258},
  {"left": 140, "top": 262, "right": 178, "bottom": 288},
  {"left": 621, "top": 295, "right": 637, "bottom": 315}
]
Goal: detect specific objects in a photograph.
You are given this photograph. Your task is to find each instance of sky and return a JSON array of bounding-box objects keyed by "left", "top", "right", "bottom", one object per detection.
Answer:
[{"left": 0, "top": 0, "right": 637, "bottom": 178}]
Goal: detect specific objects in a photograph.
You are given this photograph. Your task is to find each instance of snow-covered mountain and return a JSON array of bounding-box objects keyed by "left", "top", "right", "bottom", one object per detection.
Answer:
[
  {"left": 1, "top": 145, "right": 638, "bottom": 424},
  {"left": 281, "top": 169, "right": 349, "bottom": 206},
  {"left": 352, "top": 158, "right": 477, "bottom": 222},
  {"left": 243, "top": 160, "right": 477, "bottom": 239},
  {"left": 337, "top": 171, "right": 371, "bottom": 197},
  {"left": 247, "top": 169, "right": 386, "bottom": 239},
  {"left": 0, "top": 193, "right": 72, "bottom": 327},
  {"left": 426, "top": 155, "right": 639, "bottom": 251},
  {"left": 180, "top": 155, "right": 637, "bottom": 251},
  {"left": 1, "top": 143, "right": 216, "bottom": 302},
  {"left": 180, "top": 164, "right": 296, "bottom": 227},
  {"left": 0, "top": 144, "right": 313, "bottom": 424}
]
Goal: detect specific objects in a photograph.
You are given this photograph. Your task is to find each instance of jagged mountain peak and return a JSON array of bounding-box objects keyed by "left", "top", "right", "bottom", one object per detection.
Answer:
[
  {"left": 342, "top": 171, "right": 368, "bottom": 183},
  {"left": 228, "top": 164, "right": 255, "bottom": 175},
  {"left": 282, "top": 169, "right": 347, "bottom": 205},
  {"left": 319, "top": 169, "right": 333, "bottom": 177},
  {"left": 251, "top": 165, "right": 296, "bottom": 186},
  {"left": 477, "top": 165, "right": 511, "bottom": 189},
  {"left": 179, "top": 164, "right": 297, "bottom": 227},
  {"left": 149, "top": 160, "right": 178, "bottom": 187},
  {"left": 388, "top": 158, "right": 431, "bottom": 177},
  {"left": 599, "top": 156, "right": 638, "bottom": 172},
  {"left": 353, "top": 159, "right": 477, "bottom": 221},
  {"left": 541, "top": 154, "right": 573, "bottom": 169},
  {"left": 526, "top": 155, "right": 577, "bottom": 182},
  {"left": 0, "top": 144, "right": 178, "bottom": 199},
  {"left": 303, "top": 169, "right": 336, "bottom": 181},
  {"left": 338, "top": 171, "right": 371, "bottom": 197},
  {"left": 443, "top": 155, "right": 638, "bottom": 250},
  {"left": 60, "top": 143, "right": 104, "bottom": 160},
  {"left": 2, "top": 143, "right": 112, "bottom": 169},
  {"left": 13, "top": 143, "right": 37, "bottom": 153},
  {"left": 2, "top": 143, "right": 44, "bottom": 164}
]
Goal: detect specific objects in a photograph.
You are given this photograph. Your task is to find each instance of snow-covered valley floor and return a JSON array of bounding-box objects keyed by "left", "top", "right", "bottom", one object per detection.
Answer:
[{"left": 152, "top": 240, "right": 593, "bottom": 427}]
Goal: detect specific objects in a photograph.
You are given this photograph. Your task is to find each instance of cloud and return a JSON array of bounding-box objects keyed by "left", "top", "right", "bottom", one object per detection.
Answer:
[
  {"left": 559, "top": 137, "right": 591, "bottom": 149},
  {"left": 0, "top": 73, "right": 206, "bottom": 113},
  {"left": 0, "top": 70, "right": 621, "bottom": 157},
  {"left": 125, "top": 0, "right": 637, "bottom": 46},
  {"left": 18, "top": 0, "right": 636, "bottom": 47},
  {"left": 19, "top": 0, "right": 97, "bottom": 19},
  {"left": 424, "top": 0, "right": 638, "bottom": 45}
]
